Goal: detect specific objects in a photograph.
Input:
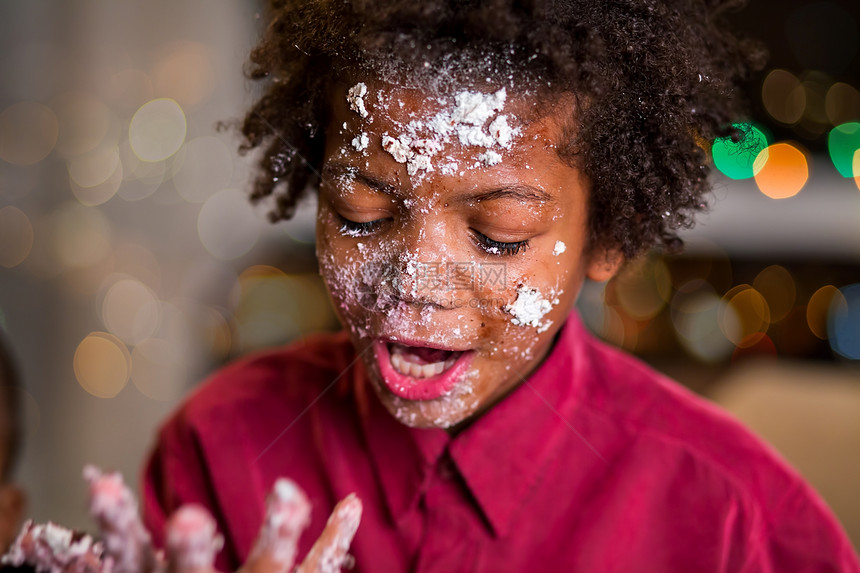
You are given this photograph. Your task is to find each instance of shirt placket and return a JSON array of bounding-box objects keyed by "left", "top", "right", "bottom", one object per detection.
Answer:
[{"left": 413, "top": 453, "right": 481, "bottom": 573}]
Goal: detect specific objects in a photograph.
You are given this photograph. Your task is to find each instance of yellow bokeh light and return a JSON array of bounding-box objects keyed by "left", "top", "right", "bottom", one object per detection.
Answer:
[
  {"left": 70, "top": 156, "right": 123, "bottom": 206},
  {"left": 719, "top": 285, "right": 771, "bottom": 347},
  {"left": 0, "top": 101, "right": 59, "bottom": 165},
  {"left": 67, "top": 145, "right": 120, "bottom": 188},
  {"left": 754, "top": 143, "right": 809, "bottom": 199},
  {"left": 753, "top": 265, "right": 796, "bottom": 323},
  {"left": 73, "top": 332, "right": 131, "bottom": 398},
  {"left": 101, "top": 277, "right": 161, "bottom": 345},
  {"left": 854, "top": 149, "right": 860, "bottom": 191},
  {"left": 151, "top": 41, "right": 215, "bottom": 108},
  {"left": 807, "top": 285, "right": 846, "bottom": 340},
  {"left": 825, "top": 82, "right": 860, "bottom": 126},
  {"left": 53, "top": 203, "right": 111, "bottom": 268},
  {"left": 129, "top": 98, "right": 187, "bottom": 162},
  {"left": 761, "top": 69, "right": 806, "bottom": 125},
  {"left": 51, "top": 93, "right": 113, "bottom": 157},
  {"left": 0, "top": 206, "right": 34, "bottom": 268}
]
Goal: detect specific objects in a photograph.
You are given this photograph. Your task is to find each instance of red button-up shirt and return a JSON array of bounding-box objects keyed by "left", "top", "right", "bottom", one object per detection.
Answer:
[{"left": 142, "top": 314, "right": 860, "bottom": 572}]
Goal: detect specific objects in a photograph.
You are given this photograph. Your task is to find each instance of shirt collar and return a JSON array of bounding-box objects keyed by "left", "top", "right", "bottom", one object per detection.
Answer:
[{"left": 356, "top": 313, "right": 592, "bottom": 536}]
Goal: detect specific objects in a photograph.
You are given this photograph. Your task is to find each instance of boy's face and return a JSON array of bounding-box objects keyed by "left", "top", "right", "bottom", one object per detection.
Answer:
[{"left": 316, "top": 77, "right": 619, "bottom": 430}]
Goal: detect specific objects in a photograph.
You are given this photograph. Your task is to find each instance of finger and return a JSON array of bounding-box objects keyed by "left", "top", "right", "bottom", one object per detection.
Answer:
[
  {"left": 295, "top": 494, "right": 362, "bottom": 573},
  {"left": 1, "top": 520, "right": 104, "bottom": 571},
  {"left": 165, "top": 504, "right": 224, "bottom": 573},
  {"left": 241, "top": 478, "right": 312, "bottom": 573},
  {"left": 84, "top": 464, "right": 163, "bottom": 573}
]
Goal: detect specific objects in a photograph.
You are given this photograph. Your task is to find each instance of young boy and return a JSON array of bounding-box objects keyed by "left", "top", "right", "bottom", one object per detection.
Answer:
[{"left": 143, "top": 1, "right": 860, "bottom": 571}]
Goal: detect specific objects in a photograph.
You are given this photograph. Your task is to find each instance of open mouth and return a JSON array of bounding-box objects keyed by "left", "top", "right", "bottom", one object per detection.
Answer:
[
  {"left": 389, "top": 343, "right": 462, "bottom": 378},
  {"left": 373, "top": 340, "right": 473, "bottom": 400}
]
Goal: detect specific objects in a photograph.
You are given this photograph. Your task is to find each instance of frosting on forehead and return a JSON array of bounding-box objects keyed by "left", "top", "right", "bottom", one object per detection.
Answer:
[{"left": 343, "top": 80, "right": 523, "bottom": 179}]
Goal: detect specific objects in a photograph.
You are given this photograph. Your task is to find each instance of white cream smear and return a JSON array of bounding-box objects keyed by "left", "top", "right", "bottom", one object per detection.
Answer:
[
  {"left": 553, "top": 240, "right": 566, "bottom": 256},
  {"left": 505, "top": 285, "right": 556, "bottom": 332},
  {"left": 346, "top": 83, "right": 521, "bottom": 178},
  {"left": 346, "top": 82, "right": 369, "bottom": 118}
]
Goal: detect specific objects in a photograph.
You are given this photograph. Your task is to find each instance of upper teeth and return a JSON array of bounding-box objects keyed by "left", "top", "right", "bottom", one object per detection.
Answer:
[{"left": 390, "top": 353, "right": 457, "bottom": 378}]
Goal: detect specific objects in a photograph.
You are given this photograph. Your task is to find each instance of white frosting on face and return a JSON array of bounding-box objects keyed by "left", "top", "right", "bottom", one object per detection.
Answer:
[
  {"left": 553, "top": 240, "right": 566, "bottom": 256},
  {"left": 504, "top": 285, "right": 555, "bottom": 331},
  {"left": 346, "top": 82, "right": 369, "bottom": 118},
  {"left": 351, "top": 132, "right": 369, "bottom": 151},
  {"left": 346, "top": 84, "right": 521, "bottom": 180}
]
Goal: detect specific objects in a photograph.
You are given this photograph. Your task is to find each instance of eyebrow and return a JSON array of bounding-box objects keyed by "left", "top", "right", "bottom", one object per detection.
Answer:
[
  {"left": 458, "top": 185, "right": 555, "bottom": 205},
  {"left": 322, "top": 161, "right": 554, "bottom": 205},
  {"left": 322, "top": 162, "right": 400, "bottom": 197}
]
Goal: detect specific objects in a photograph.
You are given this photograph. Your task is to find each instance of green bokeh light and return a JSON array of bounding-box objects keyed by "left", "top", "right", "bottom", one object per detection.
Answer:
[
  {"left": 712, "top": 123, "right": 770, "bottom": 180},
  {"left": 827, "top": 122, "right": 860, "bottom": 177}
]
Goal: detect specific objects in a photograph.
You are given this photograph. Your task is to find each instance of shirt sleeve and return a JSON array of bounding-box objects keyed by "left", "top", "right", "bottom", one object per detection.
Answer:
[
  {"left": 739, "top": 482, "right": 860, "bottom": 573},
  {"left": 140, "top": 411, "right": 240, "bottom": 572}
]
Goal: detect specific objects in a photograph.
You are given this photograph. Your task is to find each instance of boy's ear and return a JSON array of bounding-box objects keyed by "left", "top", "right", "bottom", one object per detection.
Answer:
[
  {"left": 0, "top": 483, "right": 26, "bottom": 552},
  {"left": 586, "top": 246, "right": 623, "bottom": 282}
]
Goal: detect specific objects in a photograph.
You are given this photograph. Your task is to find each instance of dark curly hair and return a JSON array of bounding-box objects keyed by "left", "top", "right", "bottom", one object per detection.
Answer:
[{"left": 235, "top": 0, "right": 763, "bottom": 258}]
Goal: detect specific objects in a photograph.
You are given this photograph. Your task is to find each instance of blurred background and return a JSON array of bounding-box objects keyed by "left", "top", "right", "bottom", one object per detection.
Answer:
[{"left": 1, "top": 0, "right": 859, "bottom": 552}]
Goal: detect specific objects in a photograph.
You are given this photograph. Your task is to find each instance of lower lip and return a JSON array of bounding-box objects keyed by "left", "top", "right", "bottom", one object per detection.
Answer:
[{"left": 373, "top": 340, "right": 473, "bottom": 401}]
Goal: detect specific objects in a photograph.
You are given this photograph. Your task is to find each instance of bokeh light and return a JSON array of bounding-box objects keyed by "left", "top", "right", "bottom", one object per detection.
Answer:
[
  {"left": 172, "top": 136, "right": 234, "bottom": 203},
  {"left": 0, "top": 206, "right": 34, "bottom": 268},
  {"left": 732, "top": 333, "right": 777, "bottom": 362},
  {"left": 70, "top": 158, "right": 124, "bottom": 206},
  {"left": 52, "top": 202, "right": 111, "bottom": 268},
  {"left": 828, "top": 122, "right": 860, "bottom": 177},
  {"left": 798, "top": 76, "right": 830, "bottom": 137},
  {"left": 73, "top": 331, "right": 131, "bottom": 398},
  {"left": 612, "top": 256, "right": 672, "bottom": 321},
  {"left": 671, "top": 280, "right": 735, "bottom": 363},
  {"left": 0, "top": 101, "right": 59, "bottom": 165},
  {"left": 197, "top": 188, "right": 261, "bottom": 260},
  {"left": 753, "top": 265, "right": 796, "bottom": 323},
  {"left": 129, "top": 98, "right": 187, "bottom": 162},
  {"left": 101, "top": 277, "right": 161, "bottom": 345},
  {"left": 67, "top": 145, "right": 120, "bottom": 189},
  {"left": 825, "top": 82, "right": 860, "bottom": 126},
  {"left": 117, "top": 140, "right": 166, "bottom": 201},
  {"left": 828, "top": 284, "right": 860, "bottom": 360},
  {"left": 807, "top": 285, "right": 845, "bottom": 340},
  {"left": 712, "top": 123, "right": 769, "bottom": 180},
  {"left": 131, "top": 337, "right": 186, "bottom": 402},
  {"left": 151, "top": 41, "right": 216, "bottom": 108},
  {"left": 719, "top": 285, "right": 771, "bottom": 348},
  {"left": 754, "top": 142, "right": 809, "bottom": 199},
  {"left": 51, "top": 93, "right": 113, "bottom": 157},
  {"left": 761, "top": 69, "right": 806, "bottom": 125}
]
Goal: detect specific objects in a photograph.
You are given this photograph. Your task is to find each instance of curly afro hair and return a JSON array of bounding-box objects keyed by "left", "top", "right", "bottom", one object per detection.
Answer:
[{"left": 236, "top": 0, "right": 764, "bottom": 259}]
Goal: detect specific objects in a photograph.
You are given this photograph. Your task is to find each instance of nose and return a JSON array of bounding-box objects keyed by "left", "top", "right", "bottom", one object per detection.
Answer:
[{"left": 390, "top": 223, "right": 456, "bottom": 308}]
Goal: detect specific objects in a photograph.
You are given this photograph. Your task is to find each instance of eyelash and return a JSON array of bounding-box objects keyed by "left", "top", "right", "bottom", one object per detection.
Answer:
[
  {"left": 472, "top": 230, "right": 530, "bottom": 256},
  {"left": 336, "top": 215, "right": 529, "bottom": 256},
  {"left": 337, "top": 215, "right": 385, "bottom": 237}
]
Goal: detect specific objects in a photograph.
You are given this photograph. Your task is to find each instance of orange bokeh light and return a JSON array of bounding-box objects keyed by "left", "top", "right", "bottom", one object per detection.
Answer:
[{"left": 754, "top": 142, "right": 809, "bottom": 199}]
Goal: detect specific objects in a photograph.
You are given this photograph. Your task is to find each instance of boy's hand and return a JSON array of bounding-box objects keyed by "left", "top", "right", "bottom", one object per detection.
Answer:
[{"left": 2, "top": 468, "right": 361, "bottom": 573}]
